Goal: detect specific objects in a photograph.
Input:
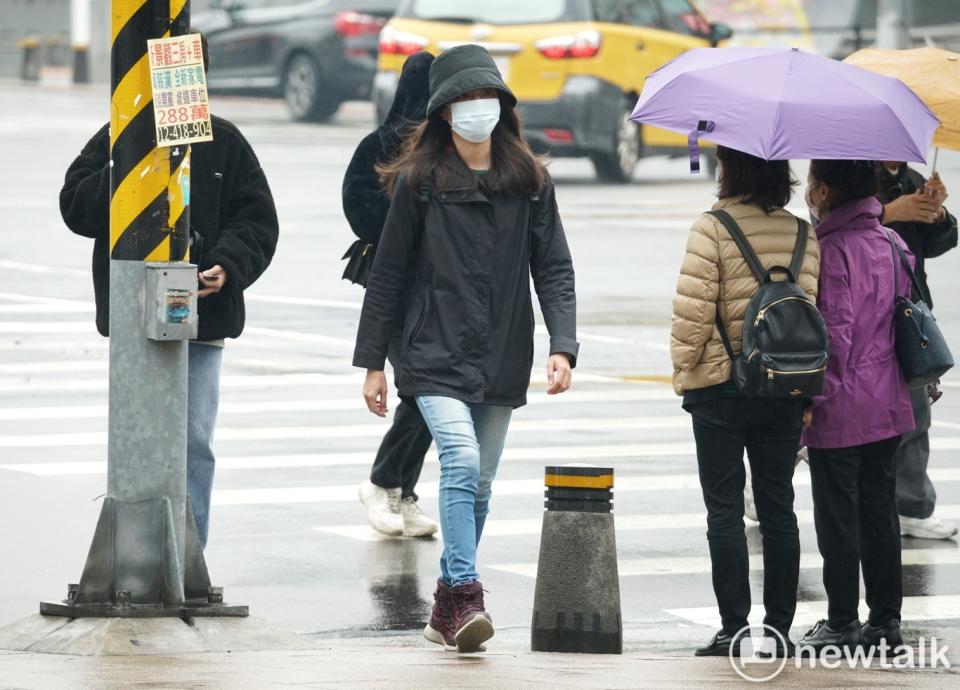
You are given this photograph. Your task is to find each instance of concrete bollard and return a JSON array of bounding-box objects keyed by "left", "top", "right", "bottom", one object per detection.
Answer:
[
  {"left": 531, "top": 465, "right": 622, "bottom": 654},
  {"left": 19, "top": 37, "right": 43, "bottom": 82}
]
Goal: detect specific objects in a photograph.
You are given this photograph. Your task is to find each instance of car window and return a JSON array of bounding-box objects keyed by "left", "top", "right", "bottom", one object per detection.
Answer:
[
  {"left": 591, "top": 0, "right": 621, "bottom": 23},
  {"left": 623, "top": 0, "right": 660, "bottom": 27},
  {"left": 401, "top": 0, "right": 588, "bottom": 24},
  {"left": 659, "top": 0, "right": 710, "bottom": 36}
]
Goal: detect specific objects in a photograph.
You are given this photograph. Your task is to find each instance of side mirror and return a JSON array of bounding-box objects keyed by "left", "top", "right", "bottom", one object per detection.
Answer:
[{"left": 709, "top": 23, "right": 733, "bottom": 46}]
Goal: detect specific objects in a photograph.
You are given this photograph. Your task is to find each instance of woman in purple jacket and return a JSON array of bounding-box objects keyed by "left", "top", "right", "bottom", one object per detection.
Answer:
[{"left": 798, "top": 160, "right": 915, "bottom": 654}]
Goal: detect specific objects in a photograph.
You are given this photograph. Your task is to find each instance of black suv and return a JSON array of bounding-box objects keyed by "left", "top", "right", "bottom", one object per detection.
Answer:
[{"left": 194, "top": 0, "right": 399, "bottom": 122}]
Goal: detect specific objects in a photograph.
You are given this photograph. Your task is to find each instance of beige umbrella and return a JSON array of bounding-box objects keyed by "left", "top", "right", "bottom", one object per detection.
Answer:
[{"left": 845, "top": 47, "right": 960, "bottom": 159}]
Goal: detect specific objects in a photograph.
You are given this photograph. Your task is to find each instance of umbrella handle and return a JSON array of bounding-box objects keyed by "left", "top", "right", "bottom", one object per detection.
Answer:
[
  {"left": 932, "top": 147, "right": 940, "bottom": 175},
  {"left": 688, "top": 120, "right": 715, "bottom": 174}
]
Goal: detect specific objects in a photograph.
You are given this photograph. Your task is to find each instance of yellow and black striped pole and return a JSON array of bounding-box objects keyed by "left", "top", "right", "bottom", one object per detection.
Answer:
[{"left": 110, "top": 0, "right": 190, "bottom": 262}]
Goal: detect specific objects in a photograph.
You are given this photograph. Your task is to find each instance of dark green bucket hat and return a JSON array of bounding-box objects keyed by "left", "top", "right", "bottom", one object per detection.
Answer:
[{"left": 426, "top": 44, "right": 517, "bottom": 118}]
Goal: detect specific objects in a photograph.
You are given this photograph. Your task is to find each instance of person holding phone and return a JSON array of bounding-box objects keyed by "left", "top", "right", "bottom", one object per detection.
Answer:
[
  {"left": 877, "top": 162, "right": 958, "bottom": 540},
  {"left": 59, "top": 34, "right": 279, "bottom": 550},
  {"left": 353, "top": 45, "right": 578, "bottom": 653}
]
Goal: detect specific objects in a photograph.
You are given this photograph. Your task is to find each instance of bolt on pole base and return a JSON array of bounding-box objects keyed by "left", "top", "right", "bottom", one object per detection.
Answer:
[
  {"left": 38, "top": 600, "right": 249, "bottom": 619},
  {"left": 40, "top": 496, "right": 248, "bottom": 620}
]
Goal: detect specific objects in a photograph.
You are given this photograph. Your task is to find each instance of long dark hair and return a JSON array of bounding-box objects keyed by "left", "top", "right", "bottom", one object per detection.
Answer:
[
  {"left": 716, "top": 145, "right": 795, "bottom": 213},
  {"left": 378, "top": 95, "right": 546, "bottom": 197},
  {"left": 809, "top": 160, "right": 879, "bottom": 211}
]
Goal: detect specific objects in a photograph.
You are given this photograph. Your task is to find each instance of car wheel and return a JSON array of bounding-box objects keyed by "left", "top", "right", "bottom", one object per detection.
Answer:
[
  {"left": 284, "top": 53, "right": 340, "bottom": 123},
  {"left": 591, "top": 100, "right": 641, "bottom": 184}
]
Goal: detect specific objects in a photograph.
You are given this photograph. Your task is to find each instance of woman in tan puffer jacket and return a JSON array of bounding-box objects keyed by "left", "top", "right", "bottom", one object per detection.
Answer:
[{"left": 672, "top": 146, "right": 820, "bottom": 658}]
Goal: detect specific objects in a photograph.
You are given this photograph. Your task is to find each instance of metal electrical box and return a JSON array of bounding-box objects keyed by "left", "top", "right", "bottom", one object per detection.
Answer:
[{"left": 144, "top": 262, "right": 199, "bottom": 341}]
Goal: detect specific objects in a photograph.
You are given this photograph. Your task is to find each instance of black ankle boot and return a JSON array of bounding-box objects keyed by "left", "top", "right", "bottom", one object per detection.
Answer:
[
  {"left": 862, "top": 619, "right": 905, "bottom": 652},
  {"left": 797, "top": 619, "right": 862, "bottom": 654},
  {"left": 695, "top": 629, "right": 741, "bottom": 657}
]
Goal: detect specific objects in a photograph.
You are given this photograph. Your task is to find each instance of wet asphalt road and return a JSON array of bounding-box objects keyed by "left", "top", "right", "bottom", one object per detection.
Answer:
[{"left": 1, "top": 81, "right": 960, "bottom": 663}]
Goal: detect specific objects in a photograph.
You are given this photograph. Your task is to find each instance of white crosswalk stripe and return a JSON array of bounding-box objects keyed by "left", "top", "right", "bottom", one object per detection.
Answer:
[
  {"left": 2, "top": 297, "right": 960, "bottom": 635},
  {"left": 317, "top": 506, "right": 960, "bottom": 543},
  {"left": 668, "top": 596, "right": 960, "bottom": 630}
]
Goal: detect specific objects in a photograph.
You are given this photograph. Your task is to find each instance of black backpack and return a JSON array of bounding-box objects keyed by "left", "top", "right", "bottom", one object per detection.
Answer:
[{"left": 709, "top": 210, "right": 829, "bottom": 399}]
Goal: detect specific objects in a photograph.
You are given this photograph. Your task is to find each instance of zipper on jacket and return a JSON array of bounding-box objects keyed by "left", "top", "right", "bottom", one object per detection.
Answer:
[{"left": 754, "top": 296, "right": 813, "bottom": 327}]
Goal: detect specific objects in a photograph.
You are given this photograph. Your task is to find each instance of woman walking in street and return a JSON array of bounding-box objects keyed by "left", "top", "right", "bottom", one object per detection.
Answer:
[
  {"left": 352, "top": 45, "right": 578, "bottom": 654},
  {"left": 342, "top": 52, "right": 439, "bottom": 539},
  {"left": 798, "top": 160, "right": 915, "bottom": 653},
  {"left": 671, "top": 145, "right": 820, "bottom": 657}
]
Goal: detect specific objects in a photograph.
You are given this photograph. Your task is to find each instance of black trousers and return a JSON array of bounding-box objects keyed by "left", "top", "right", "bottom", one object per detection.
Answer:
[
  {"left": 690, "top": 396, "right": 804, "bottom": 636},
  {"left": 808, "top": 437, "right": 903, "bottom": 629},
  {"left": 369, "top": 338, "right": 433, "bottom": 500}
]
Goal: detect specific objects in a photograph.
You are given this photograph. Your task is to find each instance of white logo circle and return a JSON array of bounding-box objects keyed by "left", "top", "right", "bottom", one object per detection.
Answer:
[{"left": 728, "top": 624, "right": 789, "bottom": 683}]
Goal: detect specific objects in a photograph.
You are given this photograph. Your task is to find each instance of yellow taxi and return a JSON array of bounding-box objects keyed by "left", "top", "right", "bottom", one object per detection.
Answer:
[{"left": 373, "top": 0, "right": 731, "bottom": 182}]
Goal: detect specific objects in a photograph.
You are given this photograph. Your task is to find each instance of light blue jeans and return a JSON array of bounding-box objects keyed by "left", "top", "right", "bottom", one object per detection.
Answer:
[
  {"left": 186, "top": 342, "right": 223, "bottom": 550},
  {"left": 415, "top": 396, "right": 513, "bottom": 586}
]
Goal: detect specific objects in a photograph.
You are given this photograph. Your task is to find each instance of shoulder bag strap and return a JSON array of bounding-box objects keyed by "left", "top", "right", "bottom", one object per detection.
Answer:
[
  {"left": 708, "top": 209, "right": 767, "bottom": 284},
  {"left": 789, "top": 218, "right": 809, "bottom": 280},
  {"left": 886, "top": 230, "right": 930, "bottom": 304}
]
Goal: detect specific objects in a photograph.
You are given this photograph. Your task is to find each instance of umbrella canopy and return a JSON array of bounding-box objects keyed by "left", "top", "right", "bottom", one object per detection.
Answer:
[
  {"left": 845, "top": 47, "right": 960, "bottom": 152},
  {"left": 631, "top": 47, "right": 939, "bottom": 164}
]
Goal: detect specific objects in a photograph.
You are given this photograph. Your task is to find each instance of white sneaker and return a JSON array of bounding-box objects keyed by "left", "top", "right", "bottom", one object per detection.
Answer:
[
  {"left": 401, "top": 496, "right": 439, "bottom": 538},
  {"left": 900, "top": 514, "right": 959, "bottom": 540},
  {"left": 358, "top": 480, "right": 403, "bottom": 536}
]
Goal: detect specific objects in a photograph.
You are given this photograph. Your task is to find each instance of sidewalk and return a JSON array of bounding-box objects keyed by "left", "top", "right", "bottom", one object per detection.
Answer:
[{"left": 1, "top": 636, "right": 957, "bottom": 689}]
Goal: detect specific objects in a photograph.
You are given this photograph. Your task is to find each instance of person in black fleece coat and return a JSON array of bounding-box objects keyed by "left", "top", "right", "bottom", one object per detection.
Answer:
[
  {"left": 60, "top": 115, "right": 278, "bottom": 340},
  {"left": 61, "top": 92, "right": 278, "bottom": 549},
  {"left": 342, "top": 52, "right": 438, "bottom": 539}
]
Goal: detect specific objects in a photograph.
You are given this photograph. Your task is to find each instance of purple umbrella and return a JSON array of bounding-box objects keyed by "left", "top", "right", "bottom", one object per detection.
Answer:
[{"left": 631, "top": 47, "right": 939, "bottom": 170}]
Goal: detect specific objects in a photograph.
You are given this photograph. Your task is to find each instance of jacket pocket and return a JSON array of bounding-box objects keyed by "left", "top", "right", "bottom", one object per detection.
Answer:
[{"left": 408, "top": 289, "right": 430, "bottom": 347}]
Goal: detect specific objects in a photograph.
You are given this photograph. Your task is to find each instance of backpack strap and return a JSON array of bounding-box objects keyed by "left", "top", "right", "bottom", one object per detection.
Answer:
[
  {"left": 789, "top": 218, "right": 809, "bottom": 280},
  {"left": 708, "top": 209, "right": 763, "bottom": 363},
  {"left": 708, "top": 209, "right": 766, "bottom": 285}
]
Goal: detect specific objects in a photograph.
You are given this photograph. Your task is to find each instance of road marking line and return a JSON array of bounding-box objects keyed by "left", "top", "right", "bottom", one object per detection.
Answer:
[
  {"left": 0, "top": 372, "right": 363, "bottom": 394},
  {"left": 0, "top": 388, "right": 678, "bottom": 421},
  {"left": 0, "top": 261, "right": 89, "bottom": 278},
  {"left": 0, "top": 360, "right": 107, "bottom": 375},
  {"left": 0, "top": 322, "right": 95, "bottom": 334},
  {"left": 490, "top": 547, "right": 960, "bottom": 579},
  {"left": 0, "top": 304, "right": 95, "bottom": 315},
  {"left": 0, "top": 416, "right": 692, "bottom": 448},
  {"left": 317, "top": 506, "right": 960, "bottom": 543},
  {"left": 667, "top": 595, "right": 960, "bottom": 629},
  {"left": 209, "top": 467, "right": 960, "bottom": 507}
]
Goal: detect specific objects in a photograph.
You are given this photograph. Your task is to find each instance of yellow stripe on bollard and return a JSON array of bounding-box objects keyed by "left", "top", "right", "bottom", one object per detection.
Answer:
[{"left": 544, "top": 473, "right": 615, "bottom": 490}]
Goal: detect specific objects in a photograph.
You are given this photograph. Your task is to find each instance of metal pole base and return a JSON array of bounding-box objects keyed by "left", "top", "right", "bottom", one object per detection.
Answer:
[{"left": 40, "top": 496, "right": 247, "bottom": 619}]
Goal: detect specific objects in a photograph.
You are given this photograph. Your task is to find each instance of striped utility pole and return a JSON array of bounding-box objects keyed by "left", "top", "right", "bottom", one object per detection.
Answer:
[{"left": 40, "top": 0, "right": 245, "bottom": 618}]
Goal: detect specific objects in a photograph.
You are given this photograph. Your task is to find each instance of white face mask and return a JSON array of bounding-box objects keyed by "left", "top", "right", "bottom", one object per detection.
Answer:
[
  {"left": 449, "top": 98, "right": 501, "bottom": 143},
  {"left": 805, "top": 185, "right": 822, "bottom": 222}
]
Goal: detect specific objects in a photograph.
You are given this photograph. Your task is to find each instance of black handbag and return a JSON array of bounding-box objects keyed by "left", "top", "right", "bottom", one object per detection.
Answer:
[
  {"left": 341, "top": 239, "right": 375, "bottom": 287},
  {"left": 887, "top": 231, "right": 954, "bottom": 387}
]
